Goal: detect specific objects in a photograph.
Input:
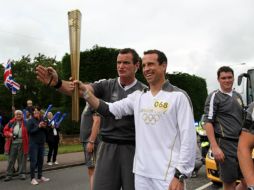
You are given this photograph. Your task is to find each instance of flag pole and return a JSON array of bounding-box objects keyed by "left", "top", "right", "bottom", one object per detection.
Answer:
[{"left": 11, "top": 93, "right": 15, "bottom": 117}]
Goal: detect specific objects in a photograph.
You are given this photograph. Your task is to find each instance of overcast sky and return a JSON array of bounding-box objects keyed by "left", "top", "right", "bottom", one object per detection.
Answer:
[{"left": 1, "top": 0, "right": 254, "bottom": 92}]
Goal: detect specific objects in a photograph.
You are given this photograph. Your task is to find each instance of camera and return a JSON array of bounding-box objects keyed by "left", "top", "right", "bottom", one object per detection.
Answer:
[
  {"left": 12, "top": 135, "right": 17, "bottom": 140},
  {"left": 43, "top": 117, "right": 49, "bottom": 125},
  {"left": 39, "top": 118, "right": 49, "bottom": 128}
]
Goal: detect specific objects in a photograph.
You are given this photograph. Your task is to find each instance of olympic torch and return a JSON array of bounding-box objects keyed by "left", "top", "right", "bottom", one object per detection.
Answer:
[{"left": 68, "top": 10, "right": 81, "bottom": 122}]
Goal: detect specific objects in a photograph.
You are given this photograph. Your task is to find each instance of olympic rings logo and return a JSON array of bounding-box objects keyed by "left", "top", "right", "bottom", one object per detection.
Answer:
[{"left": 142, "top": 113, "right": 160, "bottom": 125}]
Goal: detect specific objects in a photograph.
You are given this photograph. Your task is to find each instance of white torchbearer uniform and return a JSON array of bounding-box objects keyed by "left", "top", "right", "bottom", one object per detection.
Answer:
[{"left": 107, "top": 81, "right": 196, "bottom": 186}]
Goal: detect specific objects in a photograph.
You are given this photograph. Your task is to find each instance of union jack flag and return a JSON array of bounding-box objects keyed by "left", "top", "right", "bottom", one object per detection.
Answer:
[{"left": 4, "top": 60, "right": 20, "bottom": 94}]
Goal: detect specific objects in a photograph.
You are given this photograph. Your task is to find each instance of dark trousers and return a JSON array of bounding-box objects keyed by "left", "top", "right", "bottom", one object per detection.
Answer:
[
  {"left": 93, "top": 142, "right": 135, "bottom": 190},
  {"left": 47, "top": 141, "right": 59, "bottom": 162},
  {"left": 29, "top": 142, "right": 44, "bottom": 179}
]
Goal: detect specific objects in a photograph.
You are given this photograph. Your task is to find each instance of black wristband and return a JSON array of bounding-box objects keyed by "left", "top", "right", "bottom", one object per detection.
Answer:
[
  {"left": 54, "top": 78, "right": 62, "bottom": 89},
  {"left": 47, "top": 76, "right": 53, "bottom": 87}
]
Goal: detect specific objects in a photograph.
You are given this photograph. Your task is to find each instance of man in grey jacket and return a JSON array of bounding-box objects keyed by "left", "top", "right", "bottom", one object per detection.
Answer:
[
  {"left": 36, "top": 48, "right": 146, "bottom": 190},
  {"left": 204, "top": 66, "right": 246, "bottom": 190}
]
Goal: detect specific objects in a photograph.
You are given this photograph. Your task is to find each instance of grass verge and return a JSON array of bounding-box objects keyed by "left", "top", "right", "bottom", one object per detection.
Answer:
[
  {"left": 0, "top": 144, "right": 83, "bottom": 161},
  {"left": 58, "top": 144, "right": 83, "bottom": 154}
]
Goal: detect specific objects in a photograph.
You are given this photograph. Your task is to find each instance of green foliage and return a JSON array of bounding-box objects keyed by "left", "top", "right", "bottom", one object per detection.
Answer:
[
  {"left": 0, "top": 54, "right": 63, "bottom": 118},
  {"left": 62, "top": 45, "right": 119, "bottom": 82},
  {"left": 0, "top": 154, "right": 7, "bottom": 161},
  {"left": 0, "top": 144, "right": 83, "bottom": 161},
  {"left": 166, "top": 72, "right": 208, "bottom": 120},
  {"left": 13, "top": 54, "right": 63, "bottom": 109},
  {"left": 0, "top": 67, "right": 12, "bottom": 116},
  {"left": 57, "top": 144, "right": 83, "bottom": 154},
  {"left": 61, "top": 45, "right": 121, "bottom": 132}
]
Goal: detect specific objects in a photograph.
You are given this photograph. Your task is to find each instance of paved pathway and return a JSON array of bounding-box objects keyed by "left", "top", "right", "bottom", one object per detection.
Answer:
[{"left": 0, "top": 152, "right": 84, "bottom": 179}]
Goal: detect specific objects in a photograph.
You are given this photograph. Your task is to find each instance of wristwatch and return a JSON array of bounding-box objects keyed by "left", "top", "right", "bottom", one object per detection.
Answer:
[
  {"left": 174, "top": 169, "right": 187, "bottom": 182},
  {"left": 248, "top": 186, "right": 254, "bottom": 190}
]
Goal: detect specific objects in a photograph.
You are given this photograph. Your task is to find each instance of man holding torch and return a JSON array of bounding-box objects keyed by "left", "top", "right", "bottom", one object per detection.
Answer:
[{"left": 36, "top": 48, "right": 146, "bottom": 190}]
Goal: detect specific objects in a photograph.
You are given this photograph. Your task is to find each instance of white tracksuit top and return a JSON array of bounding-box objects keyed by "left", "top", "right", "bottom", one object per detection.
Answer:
[{"left": 108, "top": 85, "right": 196, "bottom": 182}]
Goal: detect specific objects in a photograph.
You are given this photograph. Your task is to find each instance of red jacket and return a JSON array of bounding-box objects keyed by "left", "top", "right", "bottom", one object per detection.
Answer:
[{"left": 4, "top": 118, "right": 29, "bottom": 155}]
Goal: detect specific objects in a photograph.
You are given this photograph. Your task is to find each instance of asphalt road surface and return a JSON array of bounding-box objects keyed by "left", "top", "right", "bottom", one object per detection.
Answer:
[{"left": 0, "top": 165, "right": 223, "bottom": 190}]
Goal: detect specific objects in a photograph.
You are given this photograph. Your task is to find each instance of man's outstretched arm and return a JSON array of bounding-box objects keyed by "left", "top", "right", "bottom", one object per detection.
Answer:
[
  {"left": 36, "top": 65, "right": 94, "bottom": 96},
  {"left": 238, "top": 131, "right": 254, "bottom": 186},
  {"left": 81, "top": 89, "right": 100, "bottom": 111}
]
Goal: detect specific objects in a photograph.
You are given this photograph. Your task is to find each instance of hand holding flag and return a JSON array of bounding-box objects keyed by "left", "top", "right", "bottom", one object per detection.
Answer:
[
  {"left": 48, "top": 111, "right": 61, "bottom": 126},
  {"left": 55, "top": 113, "right": 67, "bottom": 128}
]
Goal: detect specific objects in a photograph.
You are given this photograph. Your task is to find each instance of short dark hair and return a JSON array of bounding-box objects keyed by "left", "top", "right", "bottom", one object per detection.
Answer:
[
  {"left": 119, "top": 48, "right": 140, "bottom": 64},
  {"left": 33, "top": 106, "right": 41, "bottom": 112},
  {"left": 143, "top": 49, "right": 167, "bottom": 65},
  {"left": 217, "top": 66, "right": 234, "bottom": 78}
]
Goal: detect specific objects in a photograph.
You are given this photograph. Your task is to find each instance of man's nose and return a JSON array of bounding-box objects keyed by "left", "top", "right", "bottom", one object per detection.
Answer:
[{"left": 143, "top": 65, "right": 148, "bottom": 72}]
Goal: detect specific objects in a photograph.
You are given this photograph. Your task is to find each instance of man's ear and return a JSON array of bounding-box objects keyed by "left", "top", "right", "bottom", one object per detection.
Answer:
[
  {"left": 135, "top": 63, "right": 140, "bottom": 73},
  {"left": 162, "top": 62, "right": 167, "bottom": 72}
]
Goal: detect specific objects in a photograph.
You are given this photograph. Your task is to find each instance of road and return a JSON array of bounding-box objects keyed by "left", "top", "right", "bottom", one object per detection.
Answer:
[
  {"left": 0, "top": 165, "right": 89, "bottom": 190},
  {"left": 0, "top": 165, "right": 223, "bottom": 190},
  {"left": 186, "top": 166, "right": 222, "bottom": 190}
]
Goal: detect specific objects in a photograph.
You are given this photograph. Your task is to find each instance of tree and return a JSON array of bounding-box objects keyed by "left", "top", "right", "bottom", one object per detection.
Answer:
[
  {"left": 0, "top": 54, "right": 63, "bottom": 116},
  {"left": 60, "top": 46, "right": 121, "bottom": 133},
  {"left": 13, "top": 54, "right": 63, "bottom": 109},
  {"left": 166, "top": 72, "right": 207, "bottom": 120}
]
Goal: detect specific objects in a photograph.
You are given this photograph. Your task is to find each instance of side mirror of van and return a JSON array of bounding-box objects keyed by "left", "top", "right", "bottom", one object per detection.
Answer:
[{"left": 238, "top": 73, "right": 249, "bottom": 85}]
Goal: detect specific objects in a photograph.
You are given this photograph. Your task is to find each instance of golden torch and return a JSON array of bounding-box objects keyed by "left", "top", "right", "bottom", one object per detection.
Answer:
[{"left": 68, "top": 10, "right": 81, "bottom": 122}]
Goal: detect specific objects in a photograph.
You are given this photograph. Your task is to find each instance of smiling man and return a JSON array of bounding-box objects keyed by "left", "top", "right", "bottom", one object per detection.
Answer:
[
  {"left": 80, "top": 49, "right": 196, "bottom": 190},
  {"left": 203, "top": 66, "right": 247, "bottom": 190}
]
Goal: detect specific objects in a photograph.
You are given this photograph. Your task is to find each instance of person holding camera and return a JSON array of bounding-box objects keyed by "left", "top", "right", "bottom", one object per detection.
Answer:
[
  {"left": 3, "top": 110, "right": 29, "bottom": 181},
  {"left": 27, "top": 107, "right": 49, "bottom": 185}
]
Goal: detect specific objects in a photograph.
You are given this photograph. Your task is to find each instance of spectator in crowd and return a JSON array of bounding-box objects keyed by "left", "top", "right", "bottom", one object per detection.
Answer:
[
  {"left": 203, "top": 66, "right": 246, "bottom": 190},
  {"left": 36, "top": 48, "right": 146, "bottom": 190},
  {"left": 3, "top": 110, "right": 29, "bottom": 181},
  {"left": 80, "top": 104, "right": 101, "bottom": 190},
  {"left": 80, "top": 49, "right": 196, "bottom": 190},
  {"left": 0, "top": 115, "right": 5, "bottom": 154},
  {"left": 27, "top": 107, "right": 49, "bottom": 185},
  {"left": 238, "top": 102, "right": 254, "bottom": 190},
  {"left": 25, "top": 110, "right": 32, "bottom": 122},
  {"left": 26, "top": 99, "right": 34, "bottom": 115},
  {"left": 46, "top": 111, "right": 60, "bottom": 165}
]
